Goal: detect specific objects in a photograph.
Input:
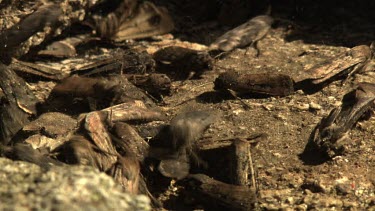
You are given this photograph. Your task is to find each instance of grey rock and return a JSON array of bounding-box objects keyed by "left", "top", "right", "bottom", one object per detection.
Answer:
[{"left": 0, "top": 157, "right": 150, "bottom": 211}]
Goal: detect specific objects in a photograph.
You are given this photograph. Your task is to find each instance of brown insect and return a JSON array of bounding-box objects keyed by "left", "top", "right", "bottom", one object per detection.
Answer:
[
  {"left": 214, "top": 72, "right": 295, "bottom": 97},
  {"left": 209, "top": 15, "right": 274, "bottom": 52},
  {"left": 156, "top": 111, "right": 217, "bottom": 179},
  {"left": 153, "top": 46, "right": 213, "bottom": 80}
]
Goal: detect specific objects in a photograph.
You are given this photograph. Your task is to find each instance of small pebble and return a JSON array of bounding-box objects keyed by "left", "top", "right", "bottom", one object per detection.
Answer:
[
  {"left": 309, "top": 102, "right": 322, "bottom": 110},
  {"left": 294, "top": 103, "right": 309, "bottom": 111}
]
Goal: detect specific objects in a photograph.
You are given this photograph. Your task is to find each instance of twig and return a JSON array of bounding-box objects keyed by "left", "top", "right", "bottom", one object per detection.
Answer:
[
  {"left": 248, "top": 143, "right": 257, "bottom": 192},
  {"left": 227, "top": 89, "right": 252, "bottom": 110}
]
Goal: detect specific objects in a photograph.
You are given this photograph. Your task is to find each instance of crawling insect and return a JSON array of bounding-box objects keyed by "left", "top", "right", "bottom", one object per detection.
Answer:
[
  {"left": 156, "top": 111, "right": 217, "bottom": 179},
  {"left": 0, "top": 143, "right": 63, "bottom": 170},
  {"left": 168, "top": 111, "right": 217, "bottom": 165},
  {"left": 153, "top": 46, "right": 213, "bottom": 80},
  {"left": 209, "top": 15, "right": 274, "bottom": 53}
]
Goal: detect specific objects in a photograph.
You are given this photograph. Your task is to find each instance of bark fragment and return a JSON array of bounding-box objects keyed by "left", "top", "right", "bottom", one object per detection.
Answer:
[
  {"left": 95, "top": 1, "right": 174, "bottom": 41},
  {"left": 0, "top": 62, "right": 38, "bottom": 144},
  {"left": 295, "top": 45, "right": 373, "bottom": 88},
  {"left": 187, "top": 174, "right": 257, "bottom": 211},
  {"left": 311, "top": 82, "right": 375, "bottom": 157}
]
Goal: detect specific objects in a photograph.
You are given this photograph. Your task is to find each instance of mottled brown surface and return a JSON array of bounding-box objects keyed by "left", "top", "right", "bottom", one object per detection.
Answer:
[{"left": 1, "top": 0, "right": 375, "bottom": 210}]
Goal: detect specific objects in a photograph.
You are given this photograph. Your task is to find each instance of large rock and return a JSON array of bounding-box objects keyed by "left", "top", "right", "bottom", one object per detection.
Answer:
[{"left": 0, "top": 158, "right": 150, "bottom": 210}]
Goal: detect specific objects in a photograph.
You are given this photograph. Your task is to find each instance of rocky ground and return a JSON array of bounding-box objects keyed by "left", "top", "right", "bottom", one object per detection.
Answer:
[
  {"left": 154, "top": 29, "right": 375, "bottom": 210},
  {"left": 1, "top": 0, "right": 375, "bottom": 210},
  {"left": 145, "top": 1, "right": 375, "bottom": 210}
]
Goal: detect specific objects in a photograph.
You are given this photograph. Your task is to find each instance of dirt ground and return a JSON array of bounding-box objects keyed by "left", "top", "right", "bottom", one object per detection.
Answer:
[
  {"left": 139, "top": 1, "right": 375, "bottom": 210},
  {"left": 144, "top": 1, "right": 375, "bottom": 210},
  {"left": 16, "top": 0, "right": 375, "bottom": 210}
]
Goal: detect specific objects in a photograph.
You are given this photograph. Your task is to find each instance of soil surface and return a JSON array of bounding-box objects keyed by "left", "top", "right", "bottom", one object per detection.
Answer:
[
  {"left": 7, "top": 0, "right": 375, "bottom": 210},
  {"left": 146, "top": 1, "right": 375, "bottom": 210}
]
